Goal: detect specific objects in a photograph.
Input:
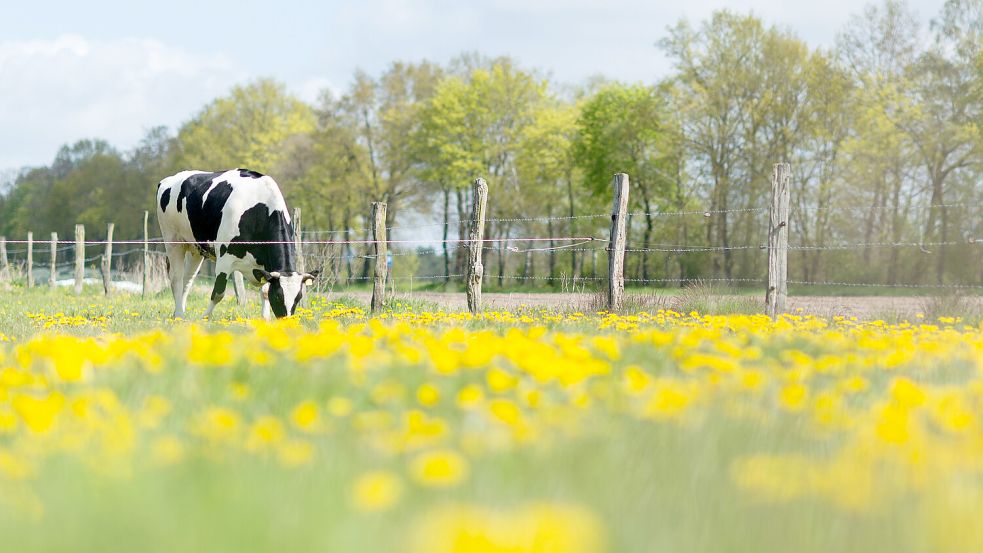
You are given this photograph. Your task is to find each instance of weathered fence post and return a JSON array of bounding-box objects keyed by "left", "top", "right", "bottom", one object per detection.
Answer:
[
  {"left": 466, "top": 178, "right": 488, "bottom": 314},
  {"left": 766, "top": 163, "right": 791, "bottom": 318},
  {"left": 49, "top": 232, "right": 57, "bottom": 288},
  {"left": 74, "top": 224, "right": 84, "bottom": 295},
  {"left": 142, "top": 211, "right": 149, "bottom": 298},
  {"left": 293, "top": 206, "right": 305, "bottom": 307},
  {"left": 607, "top": 173, "right": 630, "bottom": 311},
  {"left": 101, "top": 223, "right": 114, "bottom": 295},
  {"left": 370, "top": 202, "right": 387, "bottom": 313},
  {"left": 293, "top": 207, "right": 305, "bottom": 273},
  {"left": 26, "top": 232, "right": 34, "bottom": 288},
  {"left": 0, "top": 237, "right": 8, "bottom": 283}
]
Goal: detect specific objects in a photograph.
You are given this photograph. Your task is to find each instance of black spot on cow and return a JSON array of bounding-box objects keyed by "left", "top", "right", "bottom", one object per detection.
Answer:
[
  {"left": 174, "top": 172, "right": 235, "bottom": 257},
  {"left": 211, "top": 272, "right": 227, "bottom": 302},
  {"left": 266, "top": 278, "right": 288, "bottom": 318},
  {"left": 291, "top": 288, "right": 304, "bottom": 315},
  {"left": 238, "top": 169, "right": 264, "bottom": 179},
  {"left": 159, "top": 188, "right": 171, "bottom": 212},
  {"left": 227, "top": 203, "right": 296, "bottom": 276}
]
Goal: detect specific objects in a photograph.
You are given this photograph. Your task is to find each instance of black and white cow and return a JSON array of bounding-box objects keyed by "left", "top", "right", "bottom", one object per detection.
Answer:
[{"left": 156, "top": 169, "right": 317, "bottom": 319}]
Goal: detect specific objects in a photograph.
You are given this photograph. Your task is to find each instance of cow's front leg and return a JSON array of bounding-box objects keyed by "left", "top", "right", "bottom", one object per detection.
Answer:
[
  {"left": 204, "top": 272, "right": 228, "bottom": 320},
  {"left": 261, "top": 282, "right": 272, "bottom": 321}
]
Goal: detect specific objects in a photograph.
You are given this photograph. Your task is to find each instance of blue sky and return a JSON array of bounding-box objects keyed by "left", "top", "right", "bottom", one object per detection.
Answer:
[{"left": 1, "top": 0, "right": 945, "bottom": 172}]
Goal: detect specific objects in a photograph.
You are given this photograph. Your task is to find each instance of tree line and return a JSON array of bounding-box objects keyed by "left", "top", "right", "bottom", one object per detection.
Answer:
[{"left": 1, "top": 0, "right": 981, "bottom": 288}]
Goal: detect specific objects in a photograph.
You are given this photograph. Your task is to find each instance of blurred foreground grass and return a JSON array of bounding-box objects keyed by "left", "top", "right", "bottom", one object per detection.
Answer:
[{"left": 0, "top": 288, "right": 981, "bottom": 552}]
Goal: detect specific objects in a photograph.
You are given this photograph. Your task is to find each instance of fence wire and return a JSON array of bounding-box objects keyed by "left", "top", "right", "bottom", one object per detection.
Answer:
[{"left": 2, "top": 200, "right": 980, "bottom": 293}]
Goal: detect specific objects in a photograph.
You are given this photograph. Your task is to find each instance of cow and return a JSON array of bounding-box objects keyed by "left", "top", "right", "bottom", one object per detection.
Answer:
[{"left": 155, "top": 169, "right": 318, "bottom": 320}]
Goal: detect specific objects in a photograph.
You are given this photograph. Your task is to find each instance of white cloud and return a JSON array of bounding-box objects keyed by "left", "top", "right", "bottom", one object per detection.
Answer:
[
  {"left": 295, "top": 76, "right": 336, "bottom": 105},
  {"left": 0, "top": 34, "right": 240, "bottom": 170}
]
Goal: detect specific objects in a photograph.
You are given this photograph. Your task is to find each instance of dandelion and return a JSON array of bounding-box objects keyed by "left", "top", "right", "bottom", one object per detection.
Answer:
[
  {"left": 779, "top": 383, "right": 808, "bottom": 412},
  {"left": 291, "top": 400, "right": 320, "bottom": 432},
  {"left": 352, "top": 470, "right": 403, "bottom": 512},
  {"left": 151, "top": 435, "right": 185, "bottom": 465},
  {"left": 410, "top": 449, "right": 469, "bottom": 487},
  {"left": 277, "top": 439, "right": 314, "bottom": 468},
  {"left": 416, "top": 383, "right": 441, "bottom": 407},
  {"left": 12, "top": 392, "right": 64, "bottom": 433},
  {"left": 408, "top": 502, "right": 605, "bottom": 553}
]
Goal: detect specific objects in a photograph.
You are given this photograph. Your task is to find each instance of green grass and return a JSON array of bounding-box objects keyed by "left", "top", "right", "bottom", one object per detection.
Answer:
[{"left": 0, "top": 289, "right": 980, "bottom": 552}]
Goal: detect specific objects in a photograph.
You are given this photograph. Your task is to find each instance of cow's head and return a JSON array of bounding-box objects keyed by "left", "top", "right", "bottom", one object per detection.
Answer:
[{"left": 254, "top": 269, "right": 320, "bottom": 318}]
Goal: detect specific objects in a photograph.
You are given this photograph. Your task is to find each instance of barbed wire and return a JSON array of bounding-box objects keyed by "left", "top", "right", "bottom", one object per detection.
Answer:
[
  {"left": 336, "top": 274, "right": 465, "bottom": 282},
  {"left": 624, "top": 244, "right": 761, "bottom": 253},
  {"left": 1, "top": 236, "right": 602, "bottom": 246},
  {"left": 632, "top": 207, "right": 768, "bottom": 218},
  {"left": 492, "top": 274, "right": 763, "bottom": 284},
  {"left": 792, "top": 202, "right": 983, "bottom": 214},
  {"left": 506, "top": 239, "right": 598, "bottom": 254},
  {"left": 787, "top": 241, "right": 972, "bottom": 251},
  {"left": 788, "top": 280, "right": 983, "bottom": 290}
]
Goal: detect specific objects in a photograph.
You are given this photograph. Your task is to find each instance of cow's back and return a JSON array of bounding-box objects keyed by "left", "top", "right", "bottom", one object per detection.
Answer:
[{"left": 156, "top": 169, "right": 292, "bottom": 255}]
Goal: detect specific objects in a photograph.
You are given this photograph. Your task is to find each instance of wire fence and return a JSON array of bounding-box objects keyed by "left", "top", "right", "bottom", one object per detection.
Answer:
[{"left": 1, "top": 201, "right": 980, "bottom": 294}]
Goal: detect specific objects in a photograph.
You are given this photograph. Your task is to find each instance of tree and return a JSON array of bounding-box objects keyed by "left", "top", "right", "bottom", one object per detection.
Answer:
[
  {"left": 661, "top": 11, "right": 814, "bottom": 280},
  {"left": 574, "top": 84, "right": 677, "bottom": 282},
  {"left": 901, "top": 0, "right": 983, "bottom": 282},
  {"left": 176, "top": 79, "right": 315, "bottom": 173},
  {"left": 416, "top": 57, "right": 549, "bottom": 283},
  {"left": 516, "top": 102, "right": 579, "bottom": 279}
]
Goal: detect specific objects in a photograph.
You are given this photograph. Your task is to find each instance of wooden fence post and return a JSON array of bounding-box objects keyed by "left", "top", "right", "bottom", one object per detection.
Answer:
[
  {"left": 466, "top": 178, "right": 488, "bottom": 314},
  {"left": 0, "top": 237, "right": 9, "bottom": 283},
  {"left": 607, "top": 173, "right": 630, "bottom": 311},
  {"left": 766, "top": 163, "right": 791, "bottom": 318},
  {"left": 293, "top": 206, "right": 305, "bottom": 307},
  {"left": 101, "top": 223, "right": 114, "bottom": 295},
  {"left": 75, "top": 224, "right": 84, "bottom": 295},
  {"left": 49, "top": 232, "right": 57, "bottom": 288},
  {"left": 142, "top": 211, "right": 149, "bottom": 298},
  {"left": 293, "top": 207, "right": 305, "bottom": 273},
  {"left": 26, "top": 232, "right": 34, "bottom": 288},
  {"left": 370, "top": 202, "right": 387, "bottom": 313}
]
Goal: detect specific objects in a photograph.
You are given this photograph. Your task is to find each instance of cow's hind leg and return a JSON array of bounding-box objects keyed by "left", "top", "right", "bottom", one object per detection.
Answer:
[
  {"left": 179, "top": 251, "right": 204, "bottom": 316},
  {"left": 166, "top": 245, "right": 189, "bottom": 318}
]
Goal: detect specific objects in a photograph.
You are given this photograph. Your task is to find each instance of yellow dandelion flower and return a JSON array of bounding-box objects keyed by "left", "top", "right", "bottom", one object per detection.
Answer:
[
  {"left": 416, "top": 383, "right": 441, "bottom": 407},
  {"left": 410, "top": 449, "right": 469, "bottom": 487},
  {"left": 327, "top": 396, "right": 354, "bottom": 417},
  {"left": 151, "top": 435, "right": 185, "bottom": 465},
  {"left": 352, "top": 470, "right": 403, "bottom": 512},
  {"left": 289, "top": 401, "right": 320, "bottom": 432},
  {"left": 456, "top": 384, "right": 484, "bottom": 410},
  {"left": 277, "top": 439, "right": 314, "bottom": 468},
  {"left": 779, "top": 383, "right": 808, "bottom": 412},
  {"left": 12, "top": 391, "right": 64, "bottom": 433}
]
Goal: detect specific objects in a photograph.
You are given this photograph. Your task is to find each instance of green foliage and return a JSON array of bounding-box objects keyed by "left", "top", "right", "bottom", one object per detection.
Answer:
[
  {"left": 1, "top": 1, "right": 981, "bottom": 288},
  {"left": 177, "top": 79, "right": 315, "bottom": 173},
  {"left": 0, "top": 132, "right": 178, "bottom": 239}
]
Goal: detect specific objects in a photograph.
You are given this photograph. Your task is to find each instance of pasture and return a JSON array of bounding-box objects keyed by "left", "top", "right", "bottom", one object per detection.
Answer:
[{"left": 0, "top": 287, "right": 981, "bottom": 552}]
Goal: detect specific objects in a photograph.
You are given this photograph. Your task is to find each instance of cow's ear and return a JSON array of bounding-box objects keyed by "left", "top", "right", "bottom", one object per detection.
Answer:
[
  {"left": 302, "top": 270, "right": 320, "bottom": 284},
  {"left": 254, "top": 269, "right": 275, "bottom": 283}
]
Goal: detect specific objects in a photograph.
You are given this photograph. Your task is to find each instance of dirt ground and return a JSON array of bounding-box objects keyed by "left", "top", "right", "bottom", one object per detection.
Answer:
[{"left": 338, "top": 291, "right": 982, "bottom": 320}]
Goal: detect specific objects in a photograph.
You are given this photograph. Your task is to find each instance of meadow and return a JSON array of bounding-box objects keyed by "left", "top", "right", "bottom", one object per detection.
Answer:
[{"left": 0, "top": 287, "right": 981, "bottom": 553}]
